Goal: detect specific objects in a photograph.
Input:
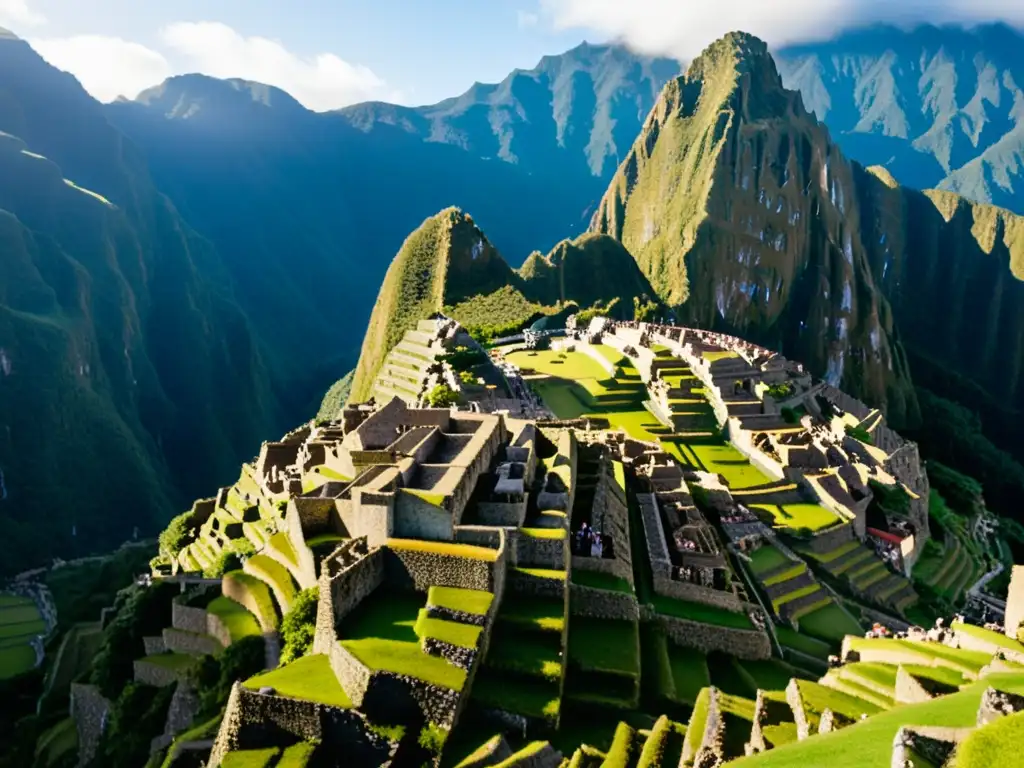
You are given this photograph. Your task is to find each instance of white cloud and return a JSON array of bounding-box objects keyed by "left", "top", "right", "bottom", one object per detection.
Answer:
[
  {"left": 518, "top": 10, "right": 540, "bottom": 29},
  {"left": 0, "top": 0, "right": 45, "bottom": 27},
  {"left": 542, "top": 0, "right": 1024, "bottom": 59},
  {"left": 159, "top": 21, "right": 393, "bottom": 110},
  {"left": 29, "top": 35, "right": 171, "bottom": 102}
]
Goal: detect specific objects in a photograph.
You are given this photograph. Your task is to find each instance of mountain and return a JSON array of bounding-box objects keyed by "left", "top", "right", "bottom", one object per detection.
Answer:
[
  {"left": 775, "top": 23, "right": 1024, "bottom": 214},
  {"left": 349, "top": 209, "right": 657, "bottom": 401},
  {"left": 0, "top": 32, "right": 280, "bottom": 572},
  {"left": 591, "top": 32, "right": 1024, "bottom": 430},
  {"left": 339, "top": 42, "right": 680, "bottom": 180}
]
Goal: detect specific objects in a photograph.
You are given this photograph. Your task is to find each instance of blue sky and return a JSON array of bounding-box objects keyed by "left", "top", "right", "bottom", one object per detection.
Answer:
[{"left": 2, "top": 0, "right": 1022, "bottom": 110}]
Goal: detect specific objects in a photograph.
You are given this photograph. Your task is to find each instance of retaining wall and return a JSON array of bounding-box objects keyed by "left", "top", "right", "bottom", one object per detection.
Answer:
[
  {"left": 70, "top": 683, "right": 111, "bottom": 768},
  {"left": 569, "top": 583, "right": 639, "bottom": 621},
  {"left": 658, "top": 615, "right": 771, "bottom": 660}
]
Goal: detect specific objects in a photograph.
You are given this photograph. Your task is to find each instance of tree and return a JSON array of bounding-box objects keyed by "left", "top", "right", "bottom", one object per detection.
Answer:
[
  {"left": 426, "top": 384, "right": 458, "bottom": 408},
  {"left": 280, "top": 587, "right": 319, "bottom": 664},
  {"left": 158, "top": 511, "right": 194, "bottom": 558}
]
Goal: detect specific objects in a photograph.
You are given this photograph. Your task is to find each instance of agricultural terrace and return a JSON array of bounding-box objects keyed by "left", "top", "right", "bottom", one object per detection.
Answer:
[{"left": 0, "top": 593, "right": 45, "bottom": 679}]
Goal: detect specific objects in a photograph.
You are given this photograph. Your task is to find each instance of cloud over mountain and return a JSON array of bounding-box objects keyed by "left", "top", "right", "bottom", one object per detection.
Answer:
[{"left": 543, "top": 0, "right": 1024, "bottom": 57}]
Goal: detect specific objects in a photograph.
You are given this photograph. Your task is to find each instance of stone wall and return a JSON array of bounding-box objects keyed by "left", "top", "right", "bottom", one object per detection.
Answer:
[
  {"left": 802, "top": 522, "right": 855, "bottom": 555},
  {"left": 326, "top": 546, "right": 384, "bottom": 628},
  {"left": 952, "top": 624, "right": 1024, "bottom": 663},
  {"left": 727, "top": 422, "right": 787, "bottom": 481},
  {"left": 636, "top": 493, "right": 672, "bottom": 580},
  {"left": 476, "top": 500, "right": 527, "bottom": 528},
  {"left": 577, "top": 342, "right": 618, "bottom": 377},
  {"left": 516, "top": 533, "right": 567, "bottom": 571},
  {"left": 70, "top": 683, "right": 111, "bottom": 768},
  {"left": 891, "top": 726, "right": 969, "bottom": 768},
  {"left": 143, "top": 635, "right": 166, "bottom": 655},
  {"left": 977, "top": 686, "right": 1024, "bottom": 725},
  {"left": 393, "top": 490, "right": 454, "bottom": 541},
  {"left": 569, "top": 583, "right": 639, "bottom": 621},
  {"left": 134, "top": 660, "right": 183, "bottom": 688},
  {"left": 284, "top": 502, "right": 319, "bottom": 588},
  {"left": 658, "top": 615, "right": 771, "bottom": 660},
  {"left": 384, "top": 538, "right": 505, "bottom": 594},
  {"left": 346, "top": 490, "right": 394, "bottom": 550},
  {"left": 571, "top": 554, "right": 632, "bottom": 584},
  {"left": 894, "top": 665, "right": 933, "bottom": 704},
  {"left": 163, "top": 627, "right": 222, "bottom": 657},
  {"left": 208, "top": 683, "right": 396, "bottom": 767},
  {"left": 508, "top": 568, "right": 565, "bottom": 600},
  {"left": 693, "top": 687, "right": 727, "bottom": 767},
  {"left": 785, "top": 678, "right": 812, "bottom": 741},
  {"left": 652, "top": 574, "right": 743, "bottom": 613},
  {"left": 222, "top": 573, "right": 275, "bottom": 633}
]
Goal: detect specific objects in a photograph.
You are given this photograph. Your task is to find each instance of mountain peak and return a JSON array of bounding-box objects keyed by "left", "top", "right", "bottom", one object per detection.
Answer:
[
  {"left": 132, "top": 74, "right": 306, "bottom": 119},
  {"left": 0, "top": 27, "right": 20, "bottom": 41}
]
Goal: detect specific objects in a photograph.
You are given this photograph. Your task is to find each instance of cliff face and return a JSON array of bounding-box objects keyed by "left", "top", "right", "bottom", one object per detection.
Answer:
[
  {"left": 591, "top": 33, "right": 918, "bottom": 424},
  {"left": 0, "top": 36, "right": 279, "bottom": 572}
]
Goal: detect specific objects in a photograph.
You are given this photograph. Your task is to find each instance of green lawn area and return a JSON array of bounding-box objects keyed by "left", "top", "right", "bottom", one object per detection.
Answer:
[
  {"left": 340, "top": 591, "right": 467, "bottom": 691},
  {"left": 277, "top": 742, "right": 317, "bottom": 768},
  {"left": 224, "top": 571, "right": 279, "bottom": 630},
  {"left": 471, "top": 667, "right": 560, "bottom": 723},
  {"left": 0, "top": 643, "right": 36, "bottom": 679},
  {"left": 667, "top": 645, "right": 710, "bottom": 705},
  {"left": 750, "top": 503, "right": 841, "bottom": 532},
  {"left": 414, "top": 610, "right": 482, "bottom": 649},
  {"left": 245, "top": 653, "right": 352, "bottom": 708},
  {"left": 703, "top": 350, "right": 739, "bottom": 362},
  {"left": 143, "top": 652, "right": 197, "bottom": 672},
  {"left": 691, "top": 444, "right": 774, "bottom": 489},
  {"left": 0, "top": 619, "right": 46, "bottom": 639},
  {"left": 772, "top": 585, "right": 822, "bottom": 612},
  {"left": 0, "top": 604, "right": 43, "bottom": 624},
  {"left": 567, "top": 618, "right": 639, "bottom": 677},
  {"left": 505, "top": 349, "right": 618, "bottom": 400},
  {"left": 652, "top": 594, "right": 754, "bottom": 630},
  {"left": 952, "top": 620, "right": 1024, "bottom": 654},
  {"left": 388, "top": 538, "right": 498, "bottom": 562},
  {"left": 748, "top": 546, "right": 791, "bottom": 576},
  {"left": 0, "top": 594, "right": 34, "bottom": 608},
  {"left": 496, "top": 595, "right": 565, "bottom": 633},
  {"left": 244, "top": 554, "right": 297, "bottom": 612},
  {"left": 730, "top": 673, "right": 1024, "bottom": 768},
  {"left": 486, "top": 627, "right": 562, "bottom": 682},
  {"left": 797, "top": 602, "right": 863, "bottom": 644},
  {"left": 776, "top": 626, "right": 833, "bottom": 659},
  {"left": 35, "top": 717, "right": 77, "bottom": 767},
  {"left": 762, "top": 564, "right": 806, "bottom": 587},
  {"left": 426, "top": 586, "right": 493, "bottom": 616},
  {"left": 207, "top": 596, "right": 262, "bottom": 642},
  {"left": 737, "top": 659, "right": 808, "bottom": 691},
  {"left": 571, "top": 568, "right": 633, "bottom": 594},
  {"left": 953, "top": 709, "right": 1024, "bottom": 768},
  {"left": 840, "top": 662, "right": 897, "bottom": 689},
  {"left": 222, "top": 748, "right": 279, "bottom": 768}
]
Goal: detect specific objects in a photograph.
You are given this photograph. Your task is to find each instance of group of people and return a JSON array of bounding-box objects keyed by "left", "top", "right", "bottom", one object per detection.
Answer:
[{"left": 573, "top": 522, "right": 613, "bottom": 559}]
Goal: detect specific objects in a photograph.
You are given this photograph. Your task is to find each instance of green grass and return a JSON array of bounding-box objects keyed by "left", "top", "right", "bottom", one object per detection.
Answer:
[
  {"left": 207, "top": 596, "right": 262, "bottom": 642},
  {"left": 772, "top": 585, "right": 822, "bottom": 612},
  {"left": 952, "top": 620, "right": 1024, "bottom": 654},
  {"left": 951, "top": 709, "right": 1024, "bottom": 768},
  {"left": 571, "top": 568, "right": 633, "bottom": 594},
  {"left": 602, "top": 721, "right": 638, "bottom": 768},
  {"left": 668, "top": 646, "right": 710, "bottom": 705},
  {"left": 497, "top": 595, "right": 565, "bottom": 633},
  {"left": 567, "top": 618, "right": 639, "bottom": 677},
  {"left": 653, "top": 594, "right": 754, "bottom": 629},
  {"left": 748, "top": 546, "right": 790, "bottom": 576},
  {"left": 520, "top": 527, "right": 566, "bottom": 540},
  {"left": 794, "top": 679, "right": 883, "bottom": 726},
  {"left": 807, "top": 540, "right": 861, "bottom": 564},
  {"left": 472, "top": 667, "right": 560, "bottom": 722},
  {"left": 486, "top": 629, "right": 562, "bottom": 681},
  {"left": 244, "top": 653, "right": 352, "bottom": 708},
  {"left": 703, "top": 350, "right": 739, "bottom": 362},
  {"left": 750, "top": 503, "right": 841, "bottom": 532},
  {"left": 221, "top": 749, "right": 279, "bottom": 768},
  {"left": 388, "top": 538, "right": 498, "bottom": 561},
  {"left": 0, "top": 618, "right": 46, "bottom": 639},
  {"left": 0, "top": 594, "right": 33, "bottom": 608},
  {"left": 762, "top": 564, "right": 806, "bottom": 587},
  {"left": 0, "top": 644, "right": 38, "bottom": 679},
  {"left": 224, "top": 571, "right": 279, "bottom": 630},
  {"left": 427, "top": 586, "right": 493, "bottom": 616},
  {"left": 414, "top": 610, "right": 483, "bottom": 649},
  {"left": 340, "top": 591, "right": 467, "bottom": 691},
  {"left": 0, "top": 605, "right": 43, "bottom": 624},
  {"left": 730, "top": 673, "right": 1024, "bottom": 768},
  {"left": 684, "top": 688, "right": 711, "bottom": 757},
  {"left": 690, "top": 444, "right": 774, "bottom": 489},
  {"left": 244, "top": 554, "right": 298, "bottom": 613},
  {"left": 841, "top": 662, "right": 898, "bottom": 689},
  {"left": 776, "top": 626, "right": 833, "bottom": 659},
  {"left": 277, "top": 742, "right": 317, "bottom": 768},
  {"left": 796, "top": 602, "right": 862, "bottom": 644}
]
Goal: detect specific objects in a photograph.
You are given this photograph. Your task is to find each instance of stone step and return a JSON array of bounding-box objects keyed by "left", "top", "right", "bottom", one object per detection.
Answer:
[
  {"left": 162, "top": 627, "right": 222, "bottom": 657},
  {"left": 404, "top": 330, "right": 437, "bottom": 347},
  {"left": 374, "top": 384, "right": 419, "bottom": 406}
]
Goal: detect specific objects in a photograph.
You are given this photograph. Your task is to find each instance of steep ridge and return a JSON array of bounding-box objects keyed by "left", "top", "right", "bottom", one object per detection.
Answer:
[
  {"left": 776, "top": 23, "right": 1024, "bottom": 214},
  {"left": 349, "top": 213, "right": 659, "bottom": 402},
  {"left": 591, "top": 33, "right": 917, "bottom": 424},
  {"left": 0, "top": 32, "right": 279, "bottom": 572}
]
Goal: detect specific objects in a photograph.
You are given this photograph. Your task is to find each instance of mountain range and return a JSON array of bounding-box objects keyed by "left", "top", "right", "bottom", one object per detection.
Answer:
[{"left": 1, "top": 22, "right": 1024, "bottom": 570}]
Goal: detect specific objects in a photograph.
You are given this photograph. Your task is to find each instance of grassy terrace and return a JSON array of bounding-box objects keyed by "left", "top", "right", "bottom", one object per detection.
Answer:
[
  {"left": 952, "top": 620, "right": 1024, "bottom": 654},
  {"left": 750, "top": 503, "right": 841, "bottom": 532},
  {"left": 207, "top": 596, "right": 261, "bottom": 642},
  {"left": 387, "top": 538, "right": 498, "bottom": 561},
  {"left": 245, "top": 654, "right": 352, "bottom": 708},
  {"left": 652, "top": 594, "right": 754, "bottom": 630},
  {"left": 571, "top": 568, "right": 633, "bottom": 594},
  {"left": 796, "top": 602, "right": 862, "bottom": 644},
  {"left": 340, "top": 591, "right": 467, "bottom": 691},
  {"left": 748, "top": 545, "right": 790, "bottom": 575},
  {"left": 426, "top": 586, "right": 493, "bottom": 616},
  {"left": 667, "top": 646, "right": 710, "bottom": 705},
  {"left": 732, "top": 673, "right": 1024, "bottom": 768}
]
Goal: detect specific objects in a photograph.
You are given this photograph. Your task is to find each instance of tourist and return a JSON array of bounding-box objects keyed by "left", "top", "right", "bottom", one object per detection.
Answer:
[{"left": 591, "top": 532, "right": 604, "bottom": 559}]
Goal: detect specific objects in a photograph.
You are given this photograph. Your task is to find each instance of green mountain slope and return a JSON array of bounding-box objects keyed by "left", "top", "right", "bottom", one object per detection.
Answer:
[
  {"left": 349, "top": 213, "right": 658, "bottom": 402},
  {"left": 591, "top": 33, "right": 918, "bottom": 424},
  {"left": 776, "top": 23, "right": 1024, "bottom": 214},
  {"left": 0, "top": 32, "right": 279, "bottom": 572}
]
